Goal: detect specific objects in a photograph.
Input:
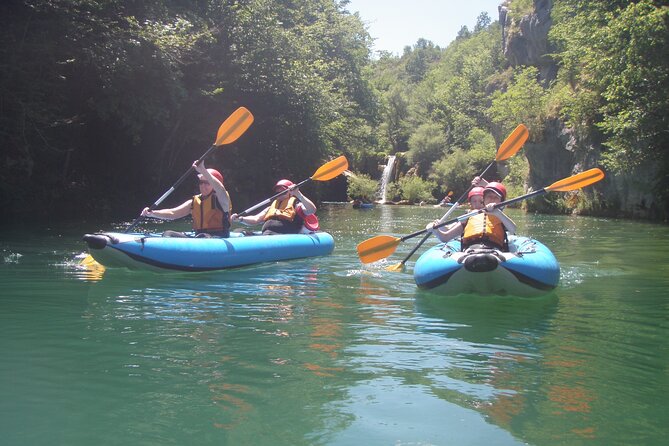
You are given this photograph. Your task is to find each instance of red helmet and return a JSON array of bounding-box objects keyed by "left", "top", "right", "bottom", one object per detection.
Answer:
[
  {"left": 199, "top": 168, "right": 223, "bottom": 184},
  {"left": 484, "top": 182, "right": 507, "bottom": 200},
  {"left": 274, "top": 179, "right": 295, "bottom": 191},
  {"left": 468, "top": 187, "right": 485, "bottom": 200}
]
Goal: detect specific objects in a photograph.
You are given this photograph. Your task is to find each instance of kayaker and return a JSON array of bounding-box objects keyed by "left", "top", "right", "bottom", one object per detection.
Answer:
[
  {"left": 426, "top": 182, "right": 516, "bottom": 250},
  {"left": 140, "top": 160, "right": 232, "bottom": 237},
  {"left": 438, "top": 194, "right": 452, "bottom": 206},
  {"left": 231, "top": 179, "right": 318, "bottom": 235},
  {"left": 425, "top": 186, "right": 485, "bottom": 237}
]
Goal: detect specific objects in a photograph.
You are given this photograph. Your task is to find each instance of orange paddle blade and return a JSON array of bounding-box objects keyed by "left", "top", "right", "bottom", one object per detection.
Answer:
[
  {"left": 80, "top": 254, "right": 100, "bottom": 267},
  {"left": 311, "top": 156, "right": 349, "bottom": 181},
  {"left": 385, "top": 261, "right": 406, "bottom": 272},
  {"left": 496, "top": 124, "right": 528, "bottom": 161},
  {"left": 357, "top": 235, "right": 401, "bottom": 264},
  {"left": 214, "top": 107, "right": 254, "bottom": 146},
  {"left": 546, "top": 168, "right": 605, "bottom": 192}
]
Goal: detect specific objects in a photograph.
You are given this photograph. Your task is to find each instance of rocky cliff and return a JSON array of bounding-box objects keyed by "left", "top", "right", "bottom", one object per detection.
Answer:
[{"left": 500, "top": 0, "right": 662, "bottom": 219}]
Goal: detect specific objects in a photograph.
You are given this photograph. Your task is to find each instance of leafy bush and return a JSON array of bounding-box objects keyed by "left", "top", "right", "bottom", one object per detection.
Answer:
[
  {"left": 428, "top": 128, "right": 496, "bottom": 198},
  {"left": 429, "top": 149, "right": 476, "bottom": 198},
  {"left": 346, "top": 173, "right": 379, "bottom": 202},
  {"left": 507, "top": 0, "right": 535, "bottom": 21},
  {"left": 488, "top": 66, "right": 548, "bottom": 138},
  {"left": 502, "top": 155, "right": 529, "bottom": 204},
  {"left": 397, "top": 175, "right": 436, "bottom": 203},
  {"left": 406, "top": 122, "right": 447, "bottom": 173}
]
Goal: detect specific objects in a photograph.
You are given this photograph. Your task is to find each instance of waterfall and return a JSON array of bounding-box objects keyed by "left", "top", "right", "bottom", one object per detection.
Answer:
[{"left": 378, "top": 155, "right": 396, "bottom": 204}]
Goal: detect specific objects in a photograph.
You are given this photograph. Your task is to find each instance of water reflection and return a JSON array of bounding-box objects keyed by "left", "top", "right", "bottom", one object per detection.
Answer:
[
  {"left": 79, "top": 263, "right": 358, "bottom": 444},
  {"left": 3, "top": 207, "right": 668, "bottom": 445},
  {"left": 412, "top": 294, "right": 558, "bottom": 438}
]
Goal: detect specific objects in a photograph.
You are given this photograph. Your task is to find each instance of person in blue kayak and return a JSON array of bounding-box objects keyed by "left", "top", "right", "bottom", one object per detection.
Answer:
[
  {"left": 438, "top": 193, "right": 452, "bottom": 207},
  {"left": 140, "top": 160, "right": 232, "bottom": 237},
  {"left": 231, "top": 179, "right": 319, "bottom": 235},
  {"left": 427, "top": 182, "right": 516, "bottom": 250}
]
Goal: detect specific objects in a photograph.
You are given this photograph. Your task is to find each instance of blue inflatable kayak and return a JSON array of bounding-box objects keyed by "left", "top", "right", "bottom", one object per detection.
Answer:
[
  {"left": 414, "top": 235, "right": 560, "bottom": 297},
  {"left": 83, "top": 231, "right": 335, "bottom": 272}
]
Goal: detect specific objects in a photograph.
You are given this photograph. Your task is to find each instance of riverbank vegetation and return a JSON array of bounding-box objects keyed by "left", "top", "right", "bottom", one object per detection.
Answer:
[{"left": 1, "top": 0, "right": 667, "bottom": 221}]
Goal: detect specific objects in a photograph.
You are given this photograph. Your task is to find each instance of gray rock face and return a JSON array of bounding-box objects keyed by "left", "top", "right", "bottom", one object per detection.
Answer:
[
  {"left": 501, "top": 0, "right": 557, "bottom": 81},
  {"left": 497, "top": 1, "right": 661, "bottom": 219}
]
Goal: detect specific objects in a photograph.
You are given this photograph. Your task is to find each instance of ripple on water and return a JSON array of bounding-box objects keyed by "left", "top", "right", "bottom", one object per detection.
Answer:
[{"left": 559, "top": 262, "right": 628, "bottom": 288}]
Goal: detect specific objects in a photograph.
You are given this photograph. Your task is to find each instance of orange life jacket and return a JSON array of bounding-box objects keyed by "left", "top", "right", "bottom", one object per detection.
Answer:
[
  {"left": 191, "top": 192, "right": 231, "bottom": 234},
  {"left": 264, "top": 196, "right": 299, "bottom": 222},
  {"left": 462, "top": 213, "right": 507, "bottom": 250}
]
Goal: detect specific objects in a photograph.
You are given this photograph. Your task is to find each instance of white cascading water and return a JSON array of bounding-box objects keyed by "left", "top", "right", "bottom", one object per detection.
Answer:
[{"left": 378, "top": 155, "right": 396, "bottom": 204}]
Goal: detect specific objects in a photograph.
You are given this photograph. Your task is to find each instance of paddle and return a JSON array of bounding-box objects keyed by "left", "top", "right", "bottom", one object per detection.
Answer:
[
  {"left": 385, "top": 124, "right": 529, "bottom": 271},
  {"left": 358, "top": 168, "right": 605, "bottom": 264},
  {"left": 80, "top": 107, "right": 253, "bottom": 268},
  {"left": 236, "top": 155, "right": 349, "bottom": 217},
  {"left": 125, "top": 107, "right": 254, "bottom": 233}
]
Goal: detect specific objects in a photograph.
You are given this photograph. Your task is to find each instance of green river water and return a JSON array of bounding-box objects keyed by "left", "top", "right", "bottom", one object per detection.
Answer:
[{"left": 1, "top": 204, "right": 668, "bottom": 445}]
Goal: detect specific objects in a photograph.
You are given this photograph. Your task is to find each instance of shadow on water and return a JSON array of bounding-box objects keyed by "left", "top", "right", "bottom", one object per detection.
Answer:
[
  {"left": 73, "top": 262, "right": 361, "bottom": 445},
  {"left": 414, "top": 291, "right": 559, "bottom": 345},
  {"left": 412, "top": 292, "right": 560, "bottom": 438}
]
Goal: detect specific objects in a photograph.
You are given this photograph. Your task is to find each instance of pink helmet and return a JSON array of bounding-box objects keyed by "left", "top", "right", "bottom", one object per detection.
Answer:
[
  {"left": 484, "top": 182, "right": 507, "bottom": 201},
  {"left": 468, "top": 187, "right": 485, "bottom": 200},
  {"left": 206, "top": 169, "right": 223, "bottom": 183},
  {"left": 274, "top": 179, "right": 295, "bottom": 191},
  {"left": 198, "top": 168, "right": 223, "bottom": 184}
]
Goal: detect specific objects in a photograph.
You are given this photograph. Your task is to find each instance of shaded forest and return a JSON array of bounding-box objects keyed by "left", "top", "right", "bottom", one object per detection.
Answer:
[{"left": 1, "top": 0, "right": 667, "bottom": 222}]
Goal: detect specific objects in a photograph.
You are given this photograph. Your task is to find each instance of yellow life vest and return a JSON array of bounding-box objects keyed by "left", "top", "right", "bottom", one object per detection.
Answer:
[
  {"left": 264, "top": 196, "right": 298, "bottom": 222},
  {"left": 462, "top": 213, "right": 507, "bottom": 250},
  {"left": 191, "top": 192, "right": 231, "bottom": 233}
]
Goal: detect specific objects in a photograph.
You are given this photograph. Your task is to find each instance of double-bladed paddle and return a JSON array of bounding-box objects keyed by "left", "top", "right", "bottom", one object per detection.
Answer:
[
  {"left": 125, "top": 107, "right": 254, "bottom": 233},
  {"left": 81, "top": 107, "right": 254, "bottom": 269},
  {"left": 236, "top": 156, "right": 349, "bottom": 217},
  {"left": 385, "top": 124, "right": 529, "bottom": 271},
  {"left": 358, "top": 168, "right": 605, "bottom": 264}
]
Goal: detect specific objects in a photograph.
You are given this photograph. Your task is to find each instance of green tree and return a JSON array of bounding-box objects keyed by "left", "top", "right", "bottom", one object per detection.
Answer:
[
  {"left": 488, "top": 66, "right": 548, "bottom": 137},
  {"left": 406, "top": 122, "right": 447, "bottom": 174},
  {"left": 550, "top": 0, "right": 669, "bottom": 211},
  {"left": 0, "top": 0, "right": 379, "bottom": 218},
  {"left": 397, "top": 175, "right": 435, "bottom": 203},
  {"left": 346, "top": 173, "right": 378, "bottom": 202}
]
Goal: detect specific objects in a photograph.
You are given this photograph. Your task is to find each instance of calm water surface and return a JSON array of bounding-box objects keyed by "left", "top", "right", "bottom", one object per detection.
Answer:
[{"left": 1, "top": 204, "right": 668, "bottom": 445}]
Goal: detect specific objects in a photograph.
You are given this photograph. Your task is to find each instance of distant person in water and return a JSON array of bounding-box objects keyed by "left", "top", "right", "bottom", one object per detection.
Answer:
[
  {"left": 140, "top": 160, "right": 232, "bottom": 237},
  {"left": 439, "top": 194, "right": 452, "bottom": 206},
  {"left": 426, "top": 183, "right": 516, "bottom": 250},
  {"left": 231, "top": 179, "right": 319, "bottom": 235}
]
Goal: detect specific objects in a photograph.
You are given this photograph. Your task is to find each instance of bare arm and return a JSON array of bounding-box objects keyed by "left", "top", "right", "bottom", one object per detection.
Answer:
[
  {"left": 292, "top": 188, "right": 316, "bottom": 215},
  {"left": 487, "top": 205, "right": 517, "bottom": 234},
  {"left": 194, "top": 161, "right": 230, "bottom": 212},
  {"left": 141, "top": 199, "right": 192, "bottom": 220},
  {"left": 426, "top": 220, "right": 463, "bottom": 243},
  {"left": 231, "top": 207, "right": 269, "bottom": 226},
  {"left": 472, "top": 176, "right": 489, "bottom": 187}
]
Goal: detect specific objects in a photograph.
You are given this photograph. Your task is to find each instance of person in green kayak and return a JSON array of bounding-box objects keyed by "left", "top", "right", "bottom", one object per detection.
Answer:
[
  {"left": 426, "top": 182, "right": 516, "bottom": 250},
  {"left": 140, "top": 160, "right": 232, "bottom": 238},
  {"left": 231, "top": 179, "right": 319, "bottom": 235}
]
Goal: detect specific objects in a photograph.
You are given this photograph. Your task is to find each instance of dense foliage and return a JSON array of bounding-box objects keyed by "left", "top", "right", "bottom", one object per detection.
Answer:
[
  {"left": 0, "top": 0, "right": 376, "bottom": 219},
  {"left": 549, "top": 0, "right": 669, "bottom": 205},
  {"left": 1, "top": 0, "right": 667, "bottom": 221}
]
